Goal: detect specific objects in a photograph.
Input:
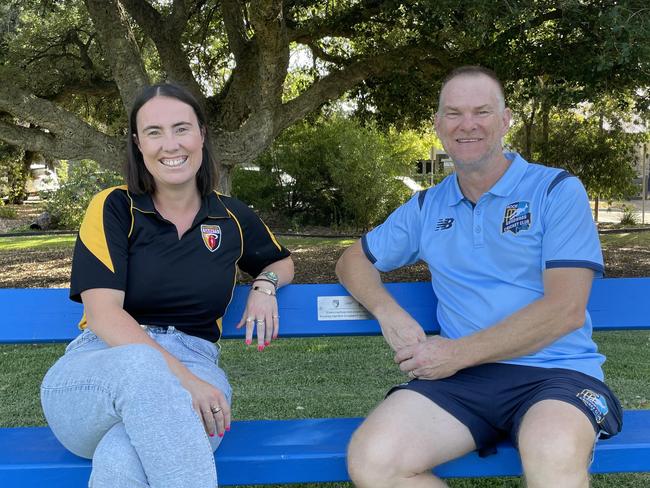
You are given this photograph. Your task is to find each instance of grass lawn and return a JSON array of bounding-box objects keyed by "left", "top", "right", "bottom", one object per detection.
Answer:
[
  {"left": 0, "top": 234, "right": 353, "bottom": 252},
  {"left": 1, "top": 234, "right": 649, "bottom": 486},
  {"left": 600, "top": 230, "right": 650, "bottom": 248},
  {"left": 0, "top": 234, "right": 76, "bottom": 251}
]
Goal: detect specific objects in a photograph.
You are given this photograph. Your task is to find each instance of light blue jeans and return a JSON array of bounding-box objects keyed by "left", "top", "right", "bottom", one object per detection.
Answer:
[{"left": 41, "top": 326, "right": 232, "bottom": 488}]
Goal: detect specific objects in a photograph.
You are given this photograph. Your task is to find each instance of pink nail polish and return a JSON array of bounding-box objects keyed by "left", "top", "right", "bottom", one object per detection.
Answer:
[
  {"left": 218, "top": 433, "right": 224, "bottom": 437},
  {"left": 245, "top": 339, "right": 252, "bottom": 345},
  {"left": 264, "top": 341, "right": 270, "bottom": 346},
  {"left": 209, "top": 433, "right": 214, "bottom": 437},
  {"left": 225, "top": 427, "right": 231, "bottom": 432},
  {"left": 258, "top": 345, "right": 265, "bottom": 352}
]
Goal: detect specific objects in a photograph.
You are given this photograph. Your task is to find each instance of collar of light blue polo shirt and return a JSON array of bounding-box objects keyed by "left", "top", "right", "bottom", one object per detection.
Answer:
[
  {"left": 448, "top": 152, "right": 529, "bottom": 206},
  {"left": 129, "top": 189, "right": 230, "bottom": 220}
]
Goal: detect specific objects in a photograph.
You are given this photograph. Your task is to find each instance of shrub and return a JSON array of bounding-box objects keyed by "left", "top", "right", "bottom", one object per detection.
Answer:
[
  {"left": 0, "top": 203, "right": 17, "bottom": 219},
  {"left": 0, "top": 143, "right": 29, "bottom": 204},
  {"left": 619, "top": 204, "right": 638, "bottom": 226},
  {"left": 233, "top": 116, "right": 436, "bottom": 230},
  {"left": 45, "top": 160, "right": 123, "bottom": 229}
]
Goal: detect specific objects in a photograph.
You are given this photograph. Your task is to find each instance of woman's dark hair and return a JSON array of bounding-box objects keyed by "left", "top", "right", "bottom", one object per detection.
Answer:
[{"left": 125, "top": 83, "right": 217, "bottom": 196}]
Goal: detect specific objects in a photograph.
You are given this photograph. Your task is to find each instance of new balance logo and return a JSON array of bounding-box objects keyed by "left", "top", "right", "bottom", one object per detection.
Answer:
[{"left": 435, "top": 218, "right": 454, "bottom": 231}]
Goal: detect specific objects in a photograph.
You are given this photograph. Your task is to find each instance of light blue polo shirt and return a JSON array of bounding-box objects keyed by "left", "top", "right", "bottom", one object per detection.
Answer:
[{"left": 362, "top": 152, "right": 605, "bottom": 380}]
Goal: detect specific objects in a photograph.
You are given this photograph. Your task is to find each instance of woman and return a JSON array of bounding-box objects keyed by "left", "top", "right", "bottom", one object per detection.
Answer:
[{"left": 40, "top": 83, "right": 294, "bottom": 487}]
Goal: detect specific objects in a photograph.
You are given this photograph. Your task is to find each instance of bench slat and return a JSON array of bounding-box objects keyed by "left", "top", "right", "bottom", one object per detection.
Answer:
[
  {"left": 1, "top": 410, "right": 649, "bottom": 486},
  {"left": 2, "top": 277, "right": 649, "bottom": 344},
  {"left": 1, "top": 278, "right": 648, "bottom": 484}
]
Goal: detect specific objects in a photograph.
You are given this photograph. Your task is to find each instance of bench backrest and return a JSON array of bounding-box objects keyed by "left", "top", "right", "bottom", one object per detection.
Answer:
[{"left": 1, "top": 277, "right": 649, "bottom": 344}]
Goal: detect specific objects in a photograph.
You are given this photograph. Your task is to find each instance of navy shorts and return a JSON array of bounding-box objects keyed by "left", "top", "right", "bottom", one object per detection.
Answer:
[{"left": 388, "top": 363, "right": 623, "bottom": 457}]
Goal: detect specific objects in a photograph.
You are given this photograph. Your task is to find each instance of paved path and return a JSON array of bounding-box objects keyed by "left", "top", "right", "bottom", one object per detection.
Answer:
[{"left": 594, "top": 199, "right": 650, "bottom": 224}]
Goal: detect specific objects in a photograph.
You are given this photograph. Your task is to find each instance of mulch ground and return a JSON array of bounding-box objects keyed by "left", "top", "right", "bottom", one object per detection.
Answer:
[
  {"left": 1, "top": 202, "right": 649, "bottom": 287},
  {"left": 0, "top": 236, "right": 648, "bottom": 289}
]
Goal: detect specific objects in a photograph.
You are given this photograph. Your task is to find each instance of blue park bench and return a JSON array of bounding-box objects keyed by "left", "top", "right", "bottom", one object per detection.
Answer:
[{"left": 1, "top": 278, "right": 649, "bottom": 486}]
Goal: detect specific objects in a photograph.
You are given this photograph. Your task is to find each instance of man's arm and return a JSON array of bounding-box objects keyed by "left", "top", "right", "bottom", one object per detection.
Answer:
[
  {"left": 336, "top": 240, "right": 426, "bottom": 352},
  {"left": 395, "top": 267, "right": 594, "bottom": 379}
]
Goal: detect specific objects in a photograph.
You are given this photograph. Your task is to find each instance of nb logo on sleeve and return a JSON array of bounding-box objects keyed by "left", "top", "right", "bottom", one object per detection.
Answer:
[{"left": 435, "top": 218, "right": 454, "bottom": 231}]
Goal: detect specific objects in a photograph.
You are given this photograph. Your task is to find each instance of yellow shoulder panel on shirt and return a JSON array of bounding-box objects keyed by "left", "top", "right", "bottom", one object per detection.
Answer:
[{"left": 78, "top": 185, "right": 128, "bottom": 274}]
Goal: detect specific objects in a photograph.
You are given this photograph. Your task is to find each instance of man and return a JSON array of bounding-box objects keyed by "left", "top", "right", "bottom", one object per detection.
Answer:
[{"left": 336, "top": 66, "right": 622, "bottom": 488}]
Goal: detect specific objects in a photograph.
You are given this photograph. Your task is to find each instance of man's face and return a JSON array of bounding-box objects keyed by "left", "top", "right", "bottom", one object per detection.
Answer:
[{"left": 434, "top": 74, "right": 511, "bottom": 170}]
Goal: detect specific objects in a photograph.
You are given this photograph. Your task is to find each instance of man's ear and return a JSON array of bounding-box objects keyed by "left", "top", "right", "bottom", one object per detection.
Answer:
[{"left": 501, "top": 107, "right": 512, "bottom": 134}]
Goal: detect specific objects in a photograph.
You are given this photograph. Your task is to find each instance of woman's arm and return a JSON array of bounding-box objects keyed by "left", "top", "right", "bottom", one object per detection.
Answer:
[
  {"left": 82, "top": 288, "right": 231, "bottom": 438},
  {"left": 236, "top": 255, "right": 294, "bottom": 349}
]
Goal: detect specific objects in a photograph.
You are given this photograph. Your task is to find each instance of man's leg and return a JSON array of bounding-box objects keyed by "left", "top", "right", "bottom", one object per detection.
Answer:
[
  {"left": 347, "top": 389, "right": 476, "bottom": 488},
  {"left": 518, "top": 400, "right": 596, "bottom": 488}
]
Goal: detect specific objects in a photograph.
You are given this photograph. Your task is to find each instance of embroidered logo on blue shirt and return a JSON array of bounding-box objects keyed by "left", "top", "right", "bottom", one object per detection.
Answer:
[
  {"left": 435, "top": 218, "right": 454, "bottom": 231},
  {"left": 501, "top": 202, "right": 531, "bottom": 234},
  {"left": 201, "top": 224, "right": 222, "bottom": 252},
  {"left": 577, "top": 389, "right": 609, "bottom": 424}
]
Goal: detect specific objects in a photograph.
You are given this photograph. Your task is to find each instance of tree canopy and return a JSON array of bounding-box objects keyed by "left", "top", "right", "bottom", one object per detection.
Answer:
[{"left": 1, "top": 0, "right": 649, "bottom": 192}]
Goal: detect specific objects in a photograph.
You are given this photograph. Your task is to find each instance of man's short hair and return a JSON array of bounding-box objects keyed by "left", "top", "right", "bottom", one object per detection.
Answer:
[{"left": 438, "top": 66, "right": 506, "bottom": 112}]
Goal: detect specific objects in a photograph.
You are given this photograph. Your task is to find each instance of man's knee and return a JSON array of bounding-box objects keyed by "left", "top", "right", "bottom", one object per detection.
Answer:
[
  {"left": 520, "top": 425, "right": 592, "bottom": 469},
  {"left": 518, "top": 401, "right": 595, "bottom": 485},
  {"left": 347, "top": 423, "right": 402, "bottom": 487}
]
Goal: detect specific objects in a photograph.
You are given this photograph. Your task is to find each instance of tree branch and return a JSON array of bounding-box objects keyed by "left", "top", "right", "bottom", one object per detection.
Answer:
[
  {"left": 119, "top": 0, "right": 205, "bottom": 103},
  {"left": 278, "top": 44, "right": 445, "bottom": 131},
  {"left": 248, "top": 0, "right": 289, "bottom": 110},
  {"left": 305, "top": 39, "right": 348, "bottom": 65},
  {"left": 287, "top": 0, "right": 386, "bottom": 43},
  {"left": 84, "top": 0, "right": 149, "bottom": 111},
  {"left": 0, "top": 82, "right": 124, "bottom": 169},
  {"left": 221, "top": 0, "right": 250, "bottom": 63}
]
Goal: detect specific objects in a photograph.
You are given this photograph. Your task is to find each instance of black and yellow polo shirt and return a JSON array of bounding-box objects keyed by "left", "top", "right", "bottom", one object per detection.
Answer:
[{"left": 70, "top": 185, "right": 290, "bottom": 342}]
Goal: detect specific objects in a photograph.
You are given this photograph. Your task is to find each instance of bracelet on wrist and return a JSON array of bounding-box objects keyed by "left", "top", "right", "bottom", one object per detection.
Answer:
[
  {"left": 255, "top": 271, "right": 279, "bottom": 288},
  {"left": 253, "top": 277, "right": 277, "bottom": 289},
  {"left": 252, "top": 285, "right": 276, "bottom": 296}
]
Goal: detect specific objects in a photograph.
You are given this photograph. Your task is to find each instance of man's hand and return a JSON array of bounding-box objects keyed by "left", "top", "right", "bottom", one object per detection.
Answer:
[
  {"left": 395, "top": 336, "right": 464, "bottom": 380},
  {"left": 377, "top": 307, "right": 426, "bottom": 352}
]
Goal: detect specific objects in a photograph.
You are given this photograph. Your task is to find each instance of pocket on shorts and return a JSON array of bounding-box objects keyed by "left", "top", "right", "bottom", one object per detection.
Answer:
[
  {"left": 176, "top": 332, "right": 219, "bottom": 364},
  {"left": 64, "top": 329, "right": 99, "bottom": 354}
]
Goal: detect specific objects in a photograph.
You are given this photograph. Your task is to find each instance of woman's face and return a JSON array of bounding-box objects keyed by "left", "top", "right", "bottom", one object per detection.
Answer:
[{"left": 134, "top": 96, "right": 205, "bottom": 193}]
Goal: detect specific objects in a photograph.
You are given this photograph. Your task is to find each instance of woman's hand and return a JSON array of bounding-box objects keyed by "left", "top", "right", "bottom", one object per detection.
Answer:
[
  {"left": 236, "top": 282, "right": 279, "bottom": 350},
  {"left": 180, "top": 373, "right": 231, "bottom": 438}
]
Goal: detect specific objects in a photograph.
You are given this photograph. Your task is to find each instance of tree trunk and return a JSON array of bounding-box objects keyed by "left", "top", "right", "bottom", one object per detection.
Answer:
[
  {"left": 7, "top": 150, "right": 35, "bottom": 204},
  {"left": 217, "top": 163, "right": 234, "bottom": 196},
  {"left": 540, "top": 102, "right": 549, "bottom": 164},
  {"left": 521, "top": 98, "right": 538, "bottom": 161},
  {"left": 594, "top": 195, "right": 599, "bottom": 222}
]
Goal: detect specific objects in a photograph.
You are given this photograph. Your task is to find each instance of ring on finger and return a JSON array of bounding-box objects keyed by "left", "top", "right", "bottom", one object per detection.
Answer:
[
  {"left": 408, "top": 370, "right": 417, "bottom": 380},
  {"left": 272, "top": 314, "right": 279, "bottom": 319},
  {"left": 210, "top": 405, "right": 222, "bottom": 414},
  {"left": 246, "top": 317, "right": 254, "bottom": 323},
  {"left": 256, "top": 318, "right": 266, "bottom": 324}
]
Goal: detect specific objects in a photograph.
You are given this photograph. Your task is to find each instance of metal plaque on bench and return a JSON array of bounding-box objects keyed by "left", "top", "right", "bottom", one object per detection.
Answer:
[{"left": 317, "top": 296, "right": 372, "bottom": 321}]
